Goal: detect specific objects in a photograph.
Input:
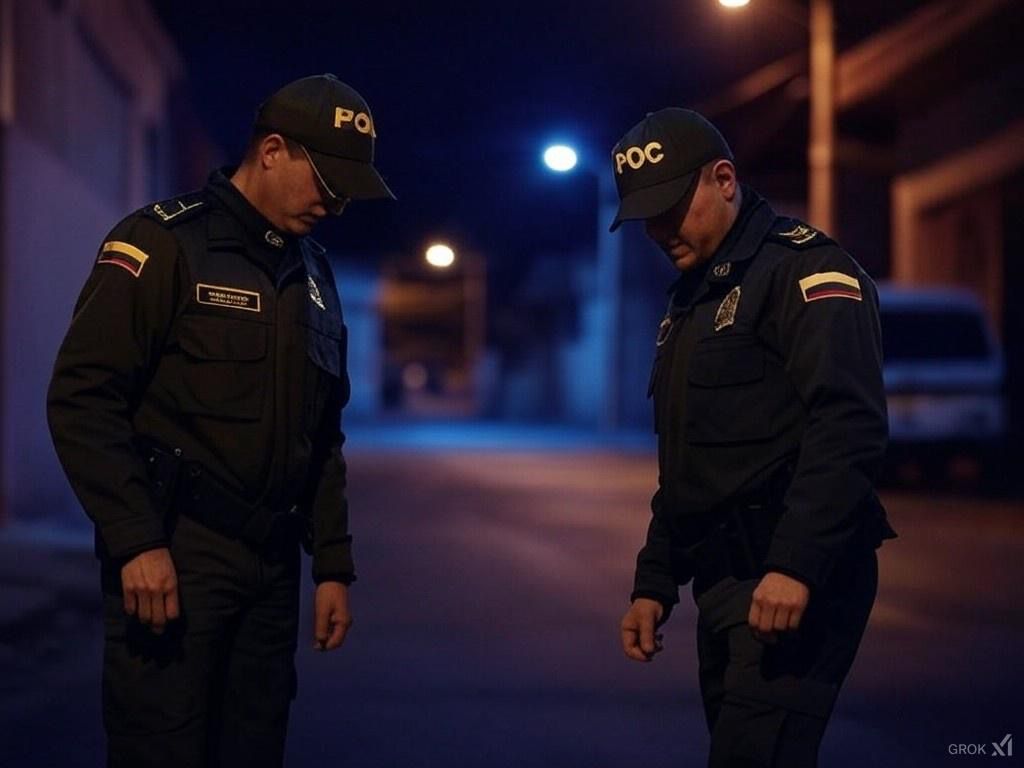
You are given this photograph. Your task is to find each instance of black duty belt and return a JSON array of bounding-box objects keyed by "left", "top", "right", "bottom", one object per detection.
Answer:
[
  {"left": 686, "top": 501, "right": 784, "bottom": 597},
  {"left": 139, "top": 437, "right": 307, "bottom": 551},
  {"left": 667, "top": 469, "right": 794, "bottom": 598}
]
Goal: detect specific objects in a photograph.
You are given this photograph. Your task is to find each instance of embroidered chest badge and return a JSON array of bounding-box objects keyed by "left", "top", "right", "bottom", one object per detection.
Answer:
[
  {"left": 714, "top": 286, "right": 741, "bottom": 332},
  {"left": 307, "top": 275, "right": 326, "bottom": 310}
]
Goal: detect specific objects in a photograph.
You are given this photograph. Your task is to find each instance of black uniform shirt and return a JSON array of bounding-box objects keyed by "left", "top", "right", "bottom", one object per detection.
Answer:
[
  {"left": 47, "top": 170, "right": 355, "bottom": 584},
  {"left": 633, "top": 186, "right": 895, "bottom": 608}
]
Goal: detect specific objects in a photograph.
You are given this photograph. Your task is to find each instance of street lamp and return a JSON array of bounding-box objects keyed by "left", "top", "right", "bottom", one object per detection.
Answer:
[
  {"left": 422, "top": 241, "right": 486, "bottom": 411},
  {"left": 718, "top": 0, "right": 835, "bottom": 234},
  {"left": 542, "top": 144, "right": 578, "bottom": 173},
  {"left": 425, "top": 243, "right": 455, "bottom": 269},
  {"left": 807, "top": 0, "right": 836, "bottom": 234},
  {"left": 540, "top": 142, "right": 622, "bottom": 431}
]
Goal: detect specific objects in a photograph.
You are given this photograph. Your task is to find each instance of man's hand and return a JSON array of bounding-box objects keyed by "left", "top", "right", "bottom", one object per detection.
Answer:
[
  {"left": 620, "top": 598, "right": 666, "bottom": 662},
  {"left": 121, "top": 547, "right": 179, "bottom": 635},
  {"left": 748, "top": 570, "right": 810, "bottom": 644},
  {"left": 313, "top": 582, "right": 352, "bottom": 652}
]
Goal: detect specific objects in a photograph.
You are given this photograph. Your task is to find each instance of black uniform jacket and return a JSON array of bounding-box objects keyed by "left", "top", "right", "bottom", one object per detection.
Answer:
[
  {"left": 47, "top": 170, "right": 355, "bottom": 584},
  {"left": 633, "top": 187, "right": 896, "bottom": 608}
]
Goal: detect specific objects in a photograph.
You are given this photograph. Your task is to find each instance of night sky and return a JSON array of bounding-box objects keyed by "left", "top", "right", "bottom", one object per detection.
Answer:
[{"left": 151, "top": 0, "right": 929, "bottom": 270}]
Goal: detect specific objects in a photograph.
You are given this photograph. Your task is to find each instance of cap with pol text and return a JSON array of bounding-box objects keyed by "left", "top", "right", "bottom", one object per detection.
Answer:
[
  {"left": 255, "top": 73, "right": 396, "bottom": 202},
  {"left": 609, "top": 108, "right": 732, "bottom": 232}
]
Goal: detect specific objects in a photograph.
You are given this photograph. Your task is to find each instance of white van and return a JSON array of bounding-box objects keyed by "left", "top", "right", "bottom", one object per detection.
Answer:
[{"left": 878, "top": 283, "right": 1006, "bottom": 447}]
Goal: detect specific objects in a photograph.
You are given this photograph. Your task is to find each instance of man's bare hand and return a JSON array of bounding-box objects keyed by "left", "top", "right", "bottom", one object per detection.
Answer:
[
  {"left": 121, "top": 547, "right": 179, "bottom": 635},
  {"left": 620, "top": 598, "right": 665, "bottom": 662},
  {"left": 313, "top": 582, "right": 352, "bottom": 652},
  {"left": 748, "top": 571, "right": 810, "bottom": 644}
]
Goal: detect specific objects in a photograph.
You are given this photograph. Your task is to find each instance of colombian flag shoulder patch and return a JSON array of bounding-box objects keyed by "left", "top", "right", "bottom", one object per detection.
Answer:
[
  {"left": 97, "top": 241, "right": 150, "bottom": 278},
  {"left": 798, "top": 271, "right": 862, "bottom": 303}
]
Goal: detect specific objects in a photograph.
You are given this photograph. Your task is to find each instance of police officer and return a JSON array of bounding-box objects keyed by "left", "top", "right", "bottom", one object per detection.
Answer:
[
  {"left": 47, "top": 74, "right": 394, "bottom": 768},
  {"left": 612, "top": 109, "right": 896, "bottom": 767}
]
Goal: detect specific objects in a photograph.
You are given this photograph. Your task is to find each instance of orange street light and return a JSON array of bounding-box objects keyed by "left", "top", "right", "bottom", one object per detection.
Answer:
[{"left": 425, "top": 243, "right": 455, "bottom": 269}]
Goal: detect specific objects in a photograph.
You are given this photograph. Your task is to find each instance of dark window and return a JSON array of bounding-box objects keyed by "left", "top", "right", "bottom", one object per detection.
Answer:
[{"left": 881, "top": 309, "right": 992, "bottom": 362}]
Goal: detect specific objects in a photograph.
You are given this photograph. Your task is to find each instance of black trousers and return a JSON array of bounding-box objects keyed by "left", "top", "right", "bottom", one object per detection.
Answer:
[
  {"left": 693, "top": 546, "right": 878, "bottom": 768},
  {"left": 100, "top": 512, "right": 301, "bottom": 768}
]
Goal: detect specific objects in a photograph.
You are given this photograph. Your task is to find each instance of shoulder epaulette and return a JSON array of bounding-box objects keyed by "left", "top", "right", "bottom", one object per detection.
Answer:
[
  {"left": 142, "top": 191, "right": 207, "bottom": 228},
  {"left": 766, "top": 218, "right": 835, "bottom": 251}
]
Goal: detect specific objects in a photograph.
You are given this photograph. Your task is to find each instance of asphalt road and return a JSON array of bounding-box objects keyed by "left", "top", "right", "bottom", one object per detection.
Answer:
[{"left": 2, "top": 439, "right": 1021, "bottom": 767}]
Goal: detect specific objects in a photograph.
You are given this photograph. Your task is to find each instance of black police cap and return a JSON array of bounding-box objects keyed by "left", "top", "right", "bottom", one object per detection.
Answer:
[
  {"left": 609, "top": 108, "right": 733, "bottom": 232},
  {"left": 255, "top": 74, "right": 396, "bottom": 202}
]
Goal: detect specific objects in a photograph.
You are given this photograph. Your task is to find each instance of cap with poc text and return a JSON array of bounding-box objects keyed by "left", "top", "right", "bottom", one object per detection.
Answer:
[
  {"left": 608, "top": 108, "right": 732, "bottom": 232},
  {"left": 255, "top": 73, "right": 395, "bottom": 201}
]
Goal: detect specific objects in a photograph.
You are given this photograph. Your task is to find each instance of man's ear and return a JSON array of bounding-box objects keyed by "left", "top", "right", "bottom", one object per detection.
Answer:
[
  {"left": 259, "top": 133, "right": 289, "bottom": 170},
  {"left": 712, "top": 159, "right": 737, "bottom": 202}
]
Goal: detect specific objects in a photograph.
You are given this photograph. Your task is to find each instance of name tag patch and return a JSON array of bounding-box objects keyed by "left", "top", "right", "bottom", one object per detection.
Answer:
[{"left": 196, "top": 283, "right": 261, "bottom": 313}]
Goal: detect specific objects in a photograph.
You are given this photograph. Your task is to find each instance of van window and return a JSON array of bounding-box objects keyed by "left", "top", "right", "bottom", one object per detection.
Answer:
[{"left": 880, "top": 309, "right": 991, "bottom": 362}]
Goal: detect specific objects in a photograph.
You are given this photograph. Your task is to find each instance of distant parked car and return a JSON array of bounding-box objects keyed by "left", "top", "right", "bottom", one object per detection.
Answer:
[{"left": 877, "top": 283, "right": 1006, "bottom": 485}]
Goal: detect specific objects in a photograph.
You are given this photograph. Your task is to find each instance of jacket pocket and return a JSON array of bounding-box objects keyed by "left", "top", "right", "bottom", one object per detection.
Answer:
[
  {"left": 685, "top": 335, "right": 777, "bottom": 444},
  {"left": 175, "top": 315, "right": 268, "bottom": 420}
]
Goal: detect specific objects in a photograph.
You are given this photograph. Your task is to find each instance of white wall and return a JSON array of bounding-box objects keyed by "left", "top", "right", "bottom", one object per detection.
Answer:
[
  {"left": 1, "top": 124, "right": 122, "bottom": 524},
  {"left": 0, "top": 0, "right": 181, "bottom": 525}
]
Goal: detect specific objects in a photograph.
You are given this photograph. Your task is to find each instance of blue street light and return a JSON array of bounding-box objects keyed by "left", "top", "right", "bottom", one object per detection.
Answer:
[
  {"left": 542, "top": 144, "right": 578, "bottom": 173},
  {"left": 538, "top": 140, "right": 621, "bottom": 429}
]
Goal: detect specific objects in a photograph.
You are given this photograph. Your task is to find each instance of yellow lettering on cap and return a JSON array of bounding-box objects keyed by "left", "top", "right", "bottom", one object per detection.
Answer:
[
  {"left": 334, "top": 107, "right": 355, "bottom": 128},
  {"left": 616, "top": 142, "right": 666, "bottom": 174},
  {"left": 625, "top": 146, "right": 646, "bottom": 170},
  {"left": 353, "top": 112, "right": 374, "bottom": 136}
]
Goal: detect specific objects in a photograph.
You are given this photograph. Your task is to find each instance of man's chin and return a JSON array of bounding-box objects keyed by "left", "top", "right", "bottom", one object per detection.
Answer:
[
  {"left": 663, "top": 246, "right": 693, "bottom": 271},
  {"left": 287, "top": 220, "right": 316, "bottom": 236}
]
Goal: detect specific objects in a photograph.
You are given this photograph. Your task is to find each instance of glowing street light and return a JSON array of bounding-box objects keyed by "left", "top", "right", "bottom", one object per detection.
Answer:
[
  {"left": 415, "top": 241, "right": 487, "bottom": 410},
  {"left": 538, "top": 140, "right": 622, "bottom": 430},
  {"left": 542, "top": 144, "right": 578, "bottom": 173},
  {"left": 719, "top": 0, "right": 751, "bottom": 7},
  {"left": 425, "top": 243, "right": 455, "bottom": 269}
]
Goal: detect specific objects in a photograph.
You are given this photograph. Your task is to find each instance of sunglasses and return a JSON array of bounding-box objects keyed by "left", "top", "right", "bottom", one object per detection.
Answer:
[{"left": 298, "top": 144, "right": 350, "bottom": 216}]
